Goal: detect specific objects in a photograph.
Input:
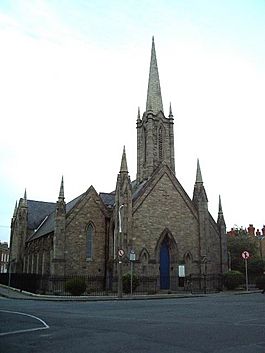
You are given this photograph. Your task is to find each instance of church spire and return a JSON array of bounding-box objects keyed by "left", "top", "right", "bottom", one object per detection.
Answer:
[
  {"left": 58, "top": 176, "right": 64, "bottom": 201},
  {"left": 137, "top": 107, "right": 141, "bottom": 121},
  {"left": 146, "top": 36, "right": 163, "bottom": 114},
  {"left": 217, "top": 195, "right": 226, "bottom": 225},
  {"left": 193, "top": 159, "right": 208, "bottom": 205},
  {"left": 218, "top": 195, "right": 223, "bottom": 215},
  {"left": 196, "top": 159, "right": 203, "bottom": 183},
  {"left": 22, "top": 188, "right": 27, "bottom": 207},
  {"left": 169, "top": 102, "right": 173, "bottom": 118},
  {"left": 120, "top": 146, "right": 128, "bottom": 173},
  {"left": 13, "top": 200, "right": 17, "bottom": 217}
]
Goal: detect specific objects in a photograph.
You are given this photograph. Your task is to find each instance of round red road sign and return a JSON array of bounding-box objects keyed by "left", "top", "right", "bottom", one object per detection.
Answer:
[{"left": 242, "top": 251, "right": 250, "bottom": 259}]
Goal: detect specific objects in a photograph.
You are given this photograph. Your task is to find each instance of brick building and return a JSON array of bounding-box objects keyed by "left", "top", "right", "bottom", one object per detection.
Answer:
[
  {"left": 0, "top": 242, "right": 9, "bottom": 273},
  {"left": 9, "top": 38, "right": 228, "bottom": 290}
]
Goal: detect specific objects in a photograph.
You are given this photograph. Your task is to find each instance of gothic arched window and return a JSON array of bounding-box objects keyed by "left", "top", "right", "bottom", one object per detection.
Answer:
[
  {"left": 159, "top": 126, "right": 163, "bottom": 160},
  {"left": 86, "top": 223, "right": 94, "bottom": 260}
]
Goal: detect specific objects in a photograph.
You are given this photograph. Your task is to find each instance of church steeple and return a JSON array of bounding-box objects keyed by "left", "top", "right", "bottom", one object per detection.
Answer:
[
  {"left": 217, "top": 194, "right": 227, "bottom": 273},
  {"left": 136, "top": 38, "right": 175, "bottom": 184},
  {"left": 137, "top": 107, "right": 141, "bottom": 122},
  {"left": 196, "top": 159, "right": 203, "bottom": 183},
  {"left": 218, "top": 195, "right": 223, "bottom": 214},
  {"left": 193, "top": 159, "right": 208, "bottom": 205},
  {"left": 21, "top": 188, "right": 27, "bottom": 207},
  {"left": 169, "top": 102, "right": 173, "bottom": 118},
  {"left": 13, "top": 201, "right": 17, "bottom": 217},
  {"left": 120, "top": 146, "right": 128, "bottom": 173},
  {"left": 58, "top": 176, "right": 64, "bottom": 201},
  {"left": 146, "top": 36, "right": 163, "bottom": 114},
  {"left": 217, "top": 195, "right": 226, "bottom": 226},
  {"left": 52, "top": 176, "right": 66, "bottom": 276}
]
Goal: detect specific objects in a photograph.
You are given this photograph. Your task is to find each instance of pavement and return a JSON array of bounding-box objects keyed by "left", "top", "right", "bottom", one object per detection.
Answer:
[{"left": 0, "top": 283, "right": 262, "bottom": 301}]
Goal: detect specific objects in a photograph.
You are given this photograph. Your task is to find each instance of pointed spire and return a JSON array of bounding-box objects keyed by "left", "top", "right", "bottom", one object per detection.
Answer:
[
  {"left": 196, "top": 159, "right": 203, "bottom": 183},
  {"left": 218, "top": 195, "right": 223, "bottom": 214},
  {"left": 58, "top": 176, "right": 65, "bottom": 201},
  {"left": 120, "top": 146, "right": 128, "bottom": 173},
  {"left": 146, "top": 36, "right": 163, "bottom": 114},
  {"left": 169, "top": 102, "right": 173, "bottom": 118},
  {"left": 22, "top": 188, "right": 27, "bottom": 207},
  {"left": 13, "top": 200, "right": 17, "bottom": 217},
  {"left": 137, "top": 107, "right": 141, "bottom": 121},
  {"left": 217, "top": 194, "right": 226, "bottom": 226}
]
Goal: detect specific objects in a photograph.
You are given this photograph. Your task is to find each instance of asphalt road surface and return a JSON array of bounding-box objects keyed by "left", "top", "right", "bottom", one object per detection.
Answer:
[{"left": 0, "top": 294, "right": 265, "bottom": 353}]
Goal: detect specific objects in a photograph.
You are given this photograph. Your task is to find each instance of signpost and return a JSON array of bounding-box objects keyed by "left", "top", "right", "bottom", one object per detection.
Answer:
[
  {"left": 118, "top": 249, "right": 125, "bottom": 257},
  {"left": 242, "top": 251, "right": 250, "bottom": 291},
  {"left": 118, "top": 204, "right": 124, "bottom": 299},
  {"left": 117, "top": 248, "right": 124, "bottom": 299},
  {"left": 129, "top": 250, "right": 136, "bottom": 295}
]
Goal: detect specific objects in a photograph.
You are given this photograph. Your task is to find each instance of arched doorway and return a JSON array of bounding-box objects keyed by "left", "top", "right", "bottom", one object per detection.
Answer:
[{"left": 160, "top": 238, "right": 170, "bottom": 289}]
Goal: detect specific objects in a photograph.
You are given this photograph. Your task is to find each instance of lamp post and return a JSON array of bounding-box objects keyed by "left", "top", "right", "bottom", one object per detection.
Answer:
[{"left": 117, "top": 204, "right": 124, "bottom": 299}]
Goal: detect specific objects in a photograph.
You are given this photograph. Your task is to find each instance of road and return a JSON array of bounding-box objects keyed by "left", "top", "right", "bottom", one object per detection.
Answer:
[{"left": 0, "top": 294, "right": 265, "bottom": 353}]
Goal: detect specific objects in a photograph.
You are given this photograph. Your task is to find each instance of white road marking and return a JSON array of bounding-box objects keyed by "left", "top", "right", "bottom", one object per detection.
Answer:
[{"left": 0, "top": 310, "right": 49, "bottom": 337}]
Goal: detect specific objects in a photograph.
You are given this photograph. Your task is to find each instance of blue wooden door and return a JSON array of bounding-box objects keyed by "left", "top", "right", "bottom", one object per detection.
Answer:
[{"left": 160, "top": 239, "right": 170, "bottom": 289}]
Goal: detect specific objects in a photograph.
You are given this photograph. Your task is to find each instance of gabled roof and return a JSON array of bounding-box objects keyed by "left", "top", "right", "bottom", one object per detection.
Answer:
[{"left": 27, "top": 190, "right": 116, "bottom": 242}]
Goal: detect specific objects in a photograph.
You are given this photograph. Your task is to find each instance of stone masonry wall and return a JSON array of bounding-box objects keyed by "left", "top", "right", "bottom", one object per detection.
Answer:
[
  {"left": 64, "top": 191, "right": 108, "bottom": 276},
  {"left": 132, "top": 172, "right": 200, "bottom": 276}
]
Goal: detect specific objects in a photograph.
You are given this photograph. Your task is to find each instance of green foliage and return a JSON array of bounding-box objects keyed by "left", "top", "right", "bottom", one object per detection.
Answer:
[
  {"left": 223, "top": 271, "right": 244, "bottom": 290},
  {"left": 65, "top": 277, "right": 87, "bottom": 296},
  {"left": 227, "top": 235, "right": 259, "bottom": 272},
  {"left": 122, "top": 272, "right": 140, "bottom": 294},
  {"left": 255, "top": 276, "right": 265, "bottom": 289},
  {"left": 248, "top": 259, "right": 265, "bottom": 276}
]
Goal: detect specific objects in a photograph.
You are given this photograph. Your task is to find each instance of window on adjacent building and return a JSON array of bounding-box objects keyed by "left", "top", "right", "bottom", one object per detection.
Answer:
[{"left": 86, "top": 223, "right": 94, "bottom": 260}]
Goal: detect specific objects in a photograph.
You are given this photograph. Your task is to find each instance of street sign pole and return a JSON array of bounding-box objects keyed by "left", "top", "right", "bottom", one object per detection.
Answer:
[
  {"left": 118, "top": 256, "right": 123, "bottom": 299},
  {"left": 245, "top": 258, "right": 248, "bottom": 291},
  {"left": 129, "top": 250, "right": 136, "bottom": 296},
  {"left": 242, "top": 251, "right": 250, "bottom": 291},
  {"left": 130, "top": 261, "right": 133, "bottom": 295},
  {"left": 117, "top": 205, "right": 124, "bottom": 299}
]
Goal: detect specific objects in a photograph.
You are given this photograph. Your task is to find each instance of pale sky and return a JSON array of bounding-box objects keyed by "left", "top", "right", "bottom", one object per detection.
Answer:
[{"left": 1, "top": 0, "right": 265, "bottom": 244}]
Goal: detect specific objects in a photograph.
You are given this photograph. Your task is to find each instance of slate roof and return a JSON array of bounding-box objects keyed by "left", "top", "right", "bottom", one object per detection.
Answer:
[
  {"left": 27, "top": 193, "right": 86, "bottom": 241},
  {"left": 132, "top": 180, "right": 147, "bottom": 201},
  {"left": 26, "top": 180, "right": 147, "bottom": 242},
  {"left": 27, "top": 200, "right": 56, "bottom": 230},
  {"left": 27, "top": 191, "right": 116, "bottom": 242},
  {"left": 99, "top": 192, "right": 115, "bottom": 208}
]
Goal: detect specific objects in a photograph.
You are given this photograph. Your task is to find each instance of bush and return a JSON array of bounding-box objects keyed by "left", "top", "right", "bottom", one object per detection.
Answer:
[
  {"left": 122, "top": 272, "right": 140, "bottom": 294},
  {"left": 223, "top": 271, "right": 244, "bottom": 290},
  {"left": 65, "top": 277, "right": 87, "bottom": 296},
  {"left": 255, "top": 276, "right": 265, "bottom": 290}
]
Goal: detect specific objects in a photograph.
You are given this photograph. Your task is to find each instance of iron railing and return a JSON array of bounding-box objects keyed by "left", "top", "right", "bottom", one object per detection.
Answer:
[{"left": 0, "top": 273, "right": 224, "bottom": 296}]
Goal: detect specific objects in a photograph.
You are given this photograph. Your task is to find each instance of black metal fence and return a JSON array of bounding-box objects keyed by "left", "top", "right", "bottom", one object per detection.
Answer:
[
  {"left": 185, "top": 274, "right": 224, "bottom": 294},
  {"left": 0, "top": 273, "right": 223, "bottom": 296}
]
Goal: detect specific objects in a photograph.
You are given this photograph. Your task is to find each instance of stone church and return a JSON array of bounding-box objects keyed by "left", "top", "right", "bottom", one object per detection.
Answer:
[{"left": 10, "top": 38, "right": 228, "bottom": 290}]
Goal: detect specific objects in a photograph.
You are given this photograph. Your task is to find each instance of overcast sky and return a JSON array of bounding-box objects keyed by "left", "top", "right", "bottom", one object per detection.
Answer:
[{"left": 1, "top": 0, "right": 265, "bottom": 244}]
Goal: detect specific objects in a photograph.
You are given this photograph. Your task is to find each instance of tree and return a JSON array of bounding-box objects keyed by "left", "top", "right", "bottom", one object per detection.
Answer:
[{"left": 227, "top": 232, "right": 259, "bottom": 273}]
